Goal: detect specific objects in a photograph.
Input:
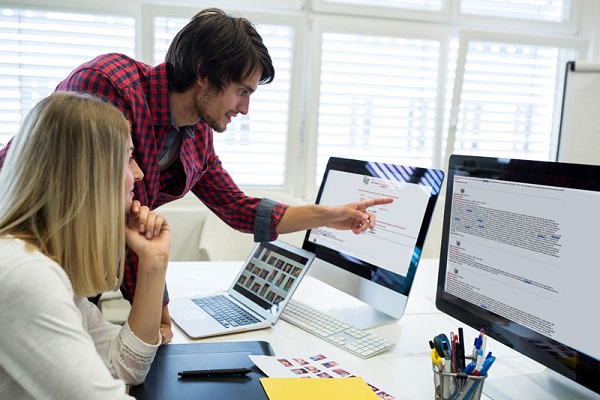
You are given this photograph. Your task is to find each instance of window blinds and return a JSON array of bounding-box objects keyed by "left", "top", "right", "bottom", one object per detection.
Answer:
[{"left": 0, "top": 7, "right": 135, "bottom": 147}]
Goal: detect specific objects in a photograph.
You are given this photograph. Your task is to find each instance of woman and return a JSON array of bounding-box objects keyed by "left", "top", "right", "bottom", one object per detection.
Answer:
[{"left": 0, "top": 92, "right": 171, "bottom": 399}]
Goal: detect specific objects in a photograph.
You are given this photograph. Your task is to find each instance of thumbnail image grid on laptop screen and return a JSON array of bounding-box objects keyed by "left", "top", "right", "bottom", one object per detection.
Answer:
[{"left": 232, "top": 242, "right": 311, "bottom": 314}]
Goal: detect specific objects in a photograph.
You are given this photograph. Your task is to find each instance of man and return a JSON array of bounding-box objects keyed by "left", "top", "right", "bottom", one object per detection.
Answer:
[{"left": 0, "top": 8, "right": 392, "bottom": 342}]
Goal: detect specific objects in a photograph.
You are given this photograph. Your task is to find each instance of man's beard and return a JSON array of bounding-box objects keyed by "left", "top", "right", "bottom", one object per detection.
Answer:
[{"left": 194, "top": 87, "right": 227, "bottom": 133}]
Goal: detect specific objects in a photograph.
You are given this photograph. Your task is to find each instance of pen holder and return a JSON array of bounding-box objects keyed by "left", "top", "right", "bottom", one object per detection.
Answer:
[{"left": 432, "top": 366, "right": 487, "bottom": 400}]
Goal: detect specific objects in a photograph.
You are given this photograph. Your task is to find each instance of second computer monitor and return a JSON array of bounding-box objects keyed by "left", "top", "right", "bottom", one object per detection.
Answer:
[
  {"left": 436, "top": 154, "right": 600, "bottom": 398},
  {"left": 302, "top": 157, "right": 444, "bottom": 329}
]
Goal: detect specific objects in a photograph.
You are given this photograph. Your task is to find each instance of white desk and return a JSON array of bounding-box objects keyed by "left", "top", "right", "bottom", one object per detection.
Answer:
[{"left": 165, "top": 259, "right": 551, "bottom": 400}]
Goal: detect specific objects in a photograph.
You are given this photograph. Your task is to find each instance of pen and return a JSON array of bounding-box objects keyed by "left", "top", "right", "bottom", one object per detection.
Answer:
[
  {"left": 480, "top": 335, "right": 487, "bottom": 358},
  {"left": 455, "top": 340, "right": 463, "bottom": 373},
  {"left": 478, "top": 355, "right": 496, "bottom": 376},
  {"left": 472, "top": 330, "right": 483, "bottom": 360},
  {"left": 458, "top": 327, "right": 466, "bottom": 372},
  {"left": 463, "top": 361, "right": 476, "bottom": 375},
  {"left": 460, "top": 357, "right": 496, "bottom": 399},
  {"left": 473, "top": 349, "right": 484, "bottom": 375},
  {"left": 177, "top": 367, "right": 252, "bottom": 378},
  {"left": 450, "top": 332, "right": 457, "bottom": 373}
]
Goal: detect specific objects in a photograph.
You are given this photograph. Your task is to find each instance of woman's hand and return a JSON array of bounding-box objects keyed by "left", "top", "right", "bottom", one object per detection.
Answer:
[
  {"left": 125, "top": 201, "right": 172, "bottom": 345},
  {"left": 125, "top": 200, "right": 171, "bottom": 265}
]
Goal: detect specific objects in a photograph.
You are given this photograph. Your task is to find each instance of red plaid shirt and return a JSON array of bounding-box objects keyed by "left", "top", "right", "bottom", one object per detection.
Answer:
[{"left": 0, "top": 53, "right": 288, "bottom": 303}]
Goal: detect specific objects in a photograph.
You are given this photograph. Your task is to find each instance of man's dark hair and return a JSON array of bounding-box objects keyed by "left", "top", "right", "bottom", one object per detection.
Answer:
[{"left": 165, "top": 8, "right": 275, "bottom": 93}]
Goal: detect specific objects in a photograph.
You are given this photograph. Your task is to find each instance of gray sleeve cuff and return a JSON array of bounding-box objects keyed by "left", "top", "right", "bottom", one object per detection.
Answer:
[{"left": 254, "top": 198, "right": 277, "bottom": 242}]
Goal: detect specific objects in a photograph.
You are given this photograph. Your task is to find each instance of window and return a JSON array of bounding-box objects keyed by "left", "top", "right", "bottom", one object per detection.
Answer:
[
  {"left": 316, "top": 0, "right": 444, "bottom": 12},
  {"left": 0, "top": 7, "right": 135, "bottom": 148},
  {"left": 460, "top": 0, "right": 572, "bottom": 22},
  {"left": 0, "top": 0, "right": 591, "bottom": 197},
  {"left": 448, "top": 37, "right": 578, "bottom": 160},
  {"left": 314, "top": 30, "right": 443, "bottom": 182}
]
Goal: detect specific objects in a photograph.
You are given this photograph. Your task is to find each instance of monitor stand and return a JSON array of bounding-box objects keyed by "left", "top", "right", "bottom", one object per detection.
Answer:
[
  {"left": 328, "top": 305, "right": 398, "bottom": 330},
  {"left": 307, "top": 259, "right": 406, "bottom": 330},
  {"left": 483, "top": 367, "right": 600, "bottom": 400}
]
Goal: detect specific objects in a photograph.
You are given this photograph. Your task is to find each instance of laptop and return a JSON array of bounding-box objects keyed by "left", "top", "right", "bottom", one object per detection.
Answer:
[{"left": 170, "top": 240, "right": 315, "bottom": 339}]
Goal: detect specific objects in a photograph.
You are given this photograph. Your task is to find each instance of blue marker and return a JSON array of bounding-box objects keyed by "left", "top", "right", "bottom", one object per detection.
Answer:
[
  {"left": 478, "top": 356, "right": 496, "bottom": 376},
  {"left": 463, "top": 361, "right": 477, "bottom": 375},
  {"left": 461, "top": 357, "right": 496, "bottom": 399}
]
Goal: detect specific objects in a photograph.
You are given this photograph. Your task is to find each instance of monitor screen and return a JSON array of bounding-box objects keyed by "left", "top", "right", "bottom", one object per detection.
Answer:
[
  {"left": 436, "top": 154, "right": 600, "bottom": 397},
  {"left": 303, "top": 157, "right": 444, "bottom": 329}
]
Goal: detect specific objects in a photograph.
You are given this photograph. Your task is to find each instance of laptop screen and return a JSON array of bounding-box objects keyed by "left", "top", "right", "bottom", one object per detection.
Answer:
[{"left": 231, "top": 241, "right": 313, "bottom": 315}]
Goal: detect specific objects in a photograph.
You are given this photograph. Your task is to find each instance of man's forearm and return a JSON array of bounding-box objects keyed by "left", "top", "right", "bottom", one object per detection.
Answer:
[
  {"left": 274, "top": 197, "right": 391, "bottom": 235},
  {"left": 275, "top": 205, "right": 329, "bottom": 234}
]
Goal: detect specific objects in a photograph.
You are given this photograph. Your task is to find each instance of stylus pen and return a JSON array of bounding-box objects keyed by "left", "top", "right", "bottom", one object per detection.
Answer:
[{"left": 177, "top": 367, "right": 252, "bottom": 378}]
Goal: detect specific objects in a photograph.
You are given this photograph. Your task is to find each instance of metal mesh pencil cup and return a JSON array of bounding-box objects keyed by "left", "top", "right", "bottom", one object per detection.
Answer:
[{"left": 433, "top": 366, "right": 487, "bottom": 400}]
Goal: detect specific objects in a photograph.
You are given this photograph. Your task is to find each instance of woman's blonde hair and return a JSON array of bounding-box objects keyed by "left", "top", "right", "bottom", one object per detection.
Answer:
[{"left": 0, "top": 92, "right": 130, "bottom": 297}]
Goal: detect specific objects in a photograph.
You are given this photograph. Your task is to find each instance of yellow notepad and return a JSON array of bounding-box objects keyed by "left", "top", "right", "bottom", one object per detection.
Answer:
[{"left": 259, "top": 377, "right": 379, "bottom": 400}]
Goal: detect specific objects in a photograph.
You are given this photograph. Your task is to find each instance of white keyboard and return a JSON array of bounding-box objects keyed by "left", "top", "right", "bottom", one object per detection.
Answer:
[{"left": 281, "top": 299, "right": 395, "bottom": 359}]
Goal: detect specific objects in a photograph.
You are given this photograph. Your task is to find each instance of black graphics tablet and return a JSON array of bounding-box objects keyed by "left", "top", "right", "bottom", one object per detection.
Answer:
[{"left": 130, "top": 341, "right": 274, "bottom": 400}]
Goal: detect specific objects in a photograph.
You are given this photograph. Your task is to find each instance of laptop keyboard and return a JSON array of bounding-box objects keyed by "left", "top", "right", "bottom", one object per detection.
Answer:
[
  {"left": 281, "top": 299, "right": 395, "bottom": 359},
  {"left": 192, "top": 295, "right": 261, "bottom": 328}
]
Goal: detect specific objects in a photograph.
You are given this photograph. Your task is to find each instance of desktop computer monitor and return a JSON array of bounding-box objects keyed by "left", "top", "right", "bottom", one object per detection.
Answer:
[
  {"left": 436, "top": 154, "right": 600, "bottom": 399},
  {"left": 302, "top": 157, "right": 444, "bottom": 329}
]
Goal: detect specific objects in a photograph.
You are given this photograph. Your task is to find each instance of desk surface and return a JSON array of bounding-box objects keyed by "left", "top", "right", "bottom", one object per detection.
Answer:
[{"left": 166, "top": 259, "right": 545, "bottom": 400}]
